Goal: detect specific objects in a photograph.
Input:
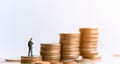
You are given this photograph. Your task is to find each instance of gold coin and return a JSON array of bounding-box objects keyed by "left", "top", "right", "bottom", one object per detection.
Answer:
[
  {"left": 75, "top": 59, "right": 96, "bottom": 64},
  {"left": 21, "top": 56, "right": 42, "bottom": 61},
  {"left": 40, "top": 51, "right": 60, "bottom": 56},
  {"left": 75, "top": 59, "right": 91, "bottom": 63},
  {"left": 41, "top": 43, "right": 60, "bottom": 47},
  {"left": 41, "top": 46, "right": 60, "bottom": 49},
  {"left": 81, "top": 49, "right": 98, "bottom": 53},
  {"left": 80, "top": 28, "right": 98, "bottom": 30},
  {"left": 42, "top": 57, "right": 60, "bottom": 61},
  {"left": 83, "top": 56, "right": 101, "bottom": 61},
  {"left": 42, "top": 55, "right": 61, "bottom": 58},
  {"left": 60, "top": 41, "right": 80, "bottom": 45},
  {"left": 61, "top": 55, "right": 79, "bottom": 59},
  {"left": 40, "top": 51, "right": 60, "bottom": 53},
  {"left": 80, "top": 37, "right": 98, "bottom": 42},
  {"left": 80, "top": 44, "right": 97, "bottom": 48},
  {"left": 60, "top": 40, "right": 80, "bottom": 42},
  {"left": 21, "top": 60, "right": 41, "bottom": 63},
  {"left": 60, "top": 33, "right": 80, "bottom": 37},
  {"left": 35, "top": 61, "right": 51, "bottom": 64},
  {"left": 43, "top": 59, "right": 60, "bottom": 62},
  {"left": 83, "top": 55, "right": 100, "bottom": 58},
  {"left": 43, "top": 58, "right": 60, "bottom": 60},
  {"left": 62, "top": 50, "right": 79, "bottom": 52},
  {"left": 80, "top": 41, "right": 97, "bottom": 45},
  {"left": 41, "top": 48, "right": 61, "bottom": 51},
  {"left": 42, "top": 54, "right": 60, "bottom": 57},
  {"left": 61, "top": 59, "right": 75, "bottom": 62},
  {"left": 63, "top": 61, "right": 77, "bottom": 64},
  {"left": 80, "top": 49, "right": 97, "bottom": 52},
  {"left": 80, "top": 28, "right": 98, "bottom": 34},
  {"left": 60, "top": 37, "right": 80, "bottom": 41},
  {"left": 21, "top": 56, "right": 42, "bottom": 63},
  {"left": 82, "top": 54, "right": 98, "bottom": 58},
  {"left": 80, "top": 52, "right": 98, "bottom": 55},
  {"left": 50, "top": 62, "right": 63, "bottom": 64},
  {"left": 62, "top": 48, "right": 79, "bottom": 51},
  {"left": 61, "top": 52, "right": 80, "bottom": 55},
  {"left": 80, "top": 34, "right": 98, "bottom": 37},
  {"left": 62, "top": 45, "right": 79, "bottom": 48}
]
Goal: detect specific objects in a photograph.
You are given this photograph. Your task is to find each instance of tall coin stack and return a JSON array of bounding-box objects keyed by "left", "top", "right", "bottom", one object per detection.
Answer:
[
  {"left": 40, "top": 43, "right": 61, "bottom": 62},
  {"left": 80, "top": 28, "right": 101, "bottom": 61},
  {"left": 60, "top": 33, "right": 80, "bottom": 61}
]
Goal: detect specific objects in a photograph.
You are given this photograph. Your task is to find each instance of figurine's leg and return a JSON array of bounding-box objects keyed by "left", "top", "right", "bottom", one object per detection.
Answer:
[
  {"left": 31, "top": 48, "right": 33, "bottom": 57},
  {"left": 28, "top": 48, "right": 30, "bottom": 57}
]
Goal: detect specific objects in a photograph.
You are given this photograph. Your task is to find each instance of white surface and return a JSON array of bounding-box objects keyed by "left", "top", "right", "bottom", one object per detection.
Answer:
[{"left": 0, "top": 0, "right": 120, "bottom": 63}]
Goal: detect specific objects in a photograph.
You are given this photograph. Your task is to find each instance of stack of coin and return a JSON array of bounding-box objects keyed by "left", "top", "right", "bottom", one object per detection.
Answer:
[
  {"left": 40, "top": 43, "right": 61, "bottom": 62},
  {"left": 60, "top": 33, "right": 80, "bottom": 61},
  {"left": 21, "top": 56, "right": 42, "bottom": 64},
  {"left": 80, "top": 28, "right": 101, "bottom": 61}
]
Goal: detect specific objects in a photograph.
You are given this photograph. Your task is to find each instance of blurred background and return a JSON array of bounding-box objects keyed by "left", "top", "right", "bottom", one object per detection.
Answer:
[{"left": 0, "top": 0, "right": 120, "bottom": 62}]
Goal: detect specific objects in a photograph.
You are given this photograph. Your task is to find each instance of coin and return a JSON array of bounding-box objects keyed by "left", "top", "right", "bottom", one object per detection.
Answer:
[
  {"left": 83, "top": 56, "right": 101, "bottom": 61},
  {"left": 80, "top": 34, "right": 98, "bottom": 37},
  {"left": 60, "top": 41, "right": 80, "bottom": 45},
  {"left": 61, "top": 51, "right": 80, "bottom": 55},
  {"left": 80, "top": 48, "right": 97, "bottom": 52},
  {"left": 41, "top": 46, "right": 60, "bottom": 48},
  {"left": 62, "top": 45, "right": 79, "bottom": 48},
  {"left": 63, "top": 61, "right": 77, "bottom": 64},
  {"left": 41, "top": 49, "right": 60, "bottom": 51},
  {"left": 61, "top": 55, "right": 79, "bottom": 59},
  {"left": 60, "top": 37, "right": 80, "bottom": 41},
  {"left": 21, "top": 56, "right": 42, "bottom": 63},
  {"left": 41, "top": 43, "right": 60, "bottom": 46},
  {"left": 50, "top": 62, "right": 63, "bottom": 64},
  {"left": 40, "top": 51, "right": 60, "bottom": 54},
  {"left": 62, "top": 48, "right": 79, "bottom": 51},
  {"left": 80, "top": 28, "right": 98, "bottom": 34},
  {"left": 62, "top": 50, "right": 79, "bottom": 52},
  {"left": 81, "top": 50, "right": 98, "bottom": 54},
  {"left": 61, "top": 59, "right": 75, "bottom": 62},
  {"left": 21, "top": 56, "right": 42, "bottom": 60},
  {"left": 42, "top": 56, "right": 61, "bottom": 58},
  {"left": 35, "top": 61, "right": 50, "bottom": 64},
  {"left": 80, "top": 44, "right": 97, "bottom": 48},
  {"left": 60, "top": 33, "right": 80, "bottom": 37},
  {"left": 40, "top": 51, "right": 60, "bottom": 57},
  {"left": 80, "top": 41, "right": 97, "bottom": 45},
  {"left": 80, "top": 37, "right": 98, "bottom": 42}
]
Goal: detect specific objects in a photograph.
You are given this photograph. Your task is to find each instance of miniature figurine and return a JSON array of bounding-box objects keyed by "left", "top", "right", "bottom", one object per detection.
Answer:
[{"left": 28, "top": 37, "right": 34, "bottom": 57}]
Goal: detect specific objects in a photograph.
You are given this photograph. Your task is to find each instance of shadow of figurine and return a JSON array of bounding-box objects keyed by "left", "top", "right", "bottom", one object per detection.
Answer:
[{"left": 28, "top": 37, "right": 34, "bottom": 57}]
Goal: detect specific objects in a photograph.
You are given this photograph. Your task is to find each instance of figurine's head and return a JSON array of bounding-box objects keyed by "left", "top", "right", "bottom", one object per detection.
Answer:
[{"left": 30, "top": 37, "right": 32, "bottom": 41}]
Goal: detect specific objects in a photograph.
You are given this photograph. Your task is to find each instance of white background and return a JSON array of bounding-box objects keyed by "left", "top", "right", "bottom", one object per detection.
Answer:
[{"left": 0, "top": 0, "right": 120, "bottom": 61}]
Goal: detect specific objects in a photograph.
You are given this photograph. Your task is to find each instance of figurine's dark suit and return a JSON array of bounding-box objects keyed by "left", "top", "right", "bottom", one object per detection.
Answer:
[{"left": 28, "top": 40, "right": 33, "bottom": 57}]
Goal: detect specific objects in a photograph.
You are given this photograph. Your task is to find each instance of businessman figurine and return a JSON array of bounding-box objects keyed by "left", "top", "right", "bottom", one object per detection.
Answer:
[{"left": 28, "top": 37, "right": 34, "bottom": 57}]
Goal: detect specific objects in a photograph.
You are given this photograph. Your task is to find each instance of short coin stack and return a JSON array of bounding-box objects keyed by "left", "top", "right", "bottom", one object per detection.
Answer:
[
  {"left": 40, "top": 43, "right": 61, "bottom": 62},
  {"left": 60, "top": 33, "right": 80, "bottom": 61},
  {"left": 21, "top": 56, "right": 42, "bottom": 64},
  {"left": 80, "top": 28, "right": 101, "bottom": 61}
]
